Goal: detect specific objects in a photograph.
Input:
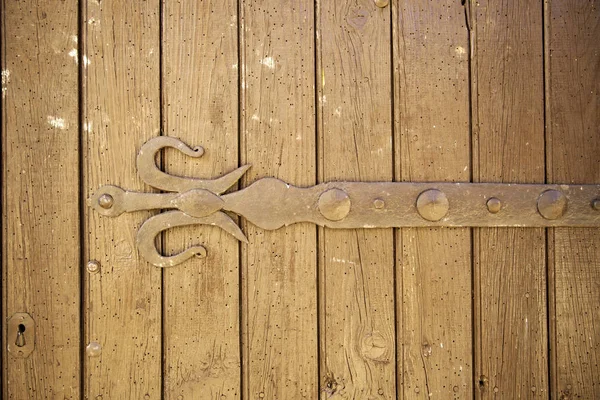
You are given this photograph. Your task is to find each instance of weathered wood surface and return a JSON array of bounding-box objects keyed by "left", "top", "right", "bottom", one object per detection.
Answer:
[
  {"left": 3, "top": 1, "right": 599, "bottom": 398},
  {"left": 394, "top": 1, "right": 473, "bottom": 398},
  {"left": 472, "top": 0, "right": 549, "bottom": 398},
  {"left": 240, "top": 0, "right": 318, "bottom": 398},
  {"left": 82, "top": 0, "right": 162, "bottom": 397},
  {"left": 317, "top": 0, "right": 396, "bottom": 398},
  {"left": 547, "top": 1, "right": 600, "bottom": 398},
  {"left": 162, "top": 0, "right": 241, "bottom": 397},
  {"left": 2, "top": 0, "right": 80, "bottom": 398}
]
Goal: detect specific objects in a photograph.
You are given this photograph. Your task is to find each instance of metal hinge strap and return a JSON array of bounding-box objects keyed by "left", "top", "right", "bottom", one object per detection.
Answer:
[{"left": 90, "top": 137, "right": 600, "bottom": 267}]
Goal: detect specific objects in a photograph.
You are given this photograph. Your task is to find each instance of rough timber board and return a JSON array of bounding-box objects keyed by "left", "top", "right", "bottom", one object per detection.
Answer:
[
  {"left": 472, "top": 0, "right": 549, "bottom": 397},
  {"left": 240, "top": 0, "right": 319, "bottom": 397},
  {"left": 317, "top": 0, "right": 396, "bottom": 397},
  {"left": 2, "top": 0, "right": 80, "bottom": 398},
  {"left": 82, "top": 0, "right": 162, "bottom": 397},
  {"left": 393, "top": 0, "right": 473, "bottom": 397},
  {"left": 547, "top": 0, "right": 600, "bottom": 398},
  {"left": 161, "top": 0, "right": 241, "bottom": 397}
]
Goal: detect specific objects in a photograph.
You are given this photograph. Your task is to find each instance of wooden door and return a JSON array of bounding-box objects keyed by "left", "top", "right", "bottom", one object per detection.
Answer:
[{"left": 2, "top": 0, "right": 599, "bottom": 399}]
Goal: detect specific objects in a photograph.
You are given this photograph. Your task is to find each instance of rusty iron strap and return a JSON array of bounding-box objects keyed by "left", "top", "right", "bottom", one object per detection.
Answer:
[{"left": 89, "top": 137, "right": 600, "bottom": 267}]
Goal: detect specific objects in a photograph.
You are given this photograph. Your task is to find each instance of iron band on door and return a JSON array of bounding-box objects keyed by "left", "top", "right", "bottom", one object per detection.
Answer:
[{"left": 90, "top": 136, "right": 600, "bottom": 267}]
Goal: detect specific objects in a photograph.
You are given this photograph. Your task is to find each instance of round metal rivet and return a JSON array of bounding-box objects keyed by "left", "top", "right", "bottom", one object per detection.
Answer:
[
  {"left": 486, "top": 197, "right": 502, "bottom": 213},
  {"left": 373, "top": 198, "right": 385, "bottom": 209},
  {"left": 375, "top": 0, "right": 389, "bottom": 7},
  {"left": 318, "top": 188, "right": 351, "bottom": 221},
  {"left": 86, "top": 341, "right": 102, "bottom": 357},
  {"left": 537, "top": 190, "right": 567, "bottom": 220},
  {"left": 592, "top": 198, "right": 600, "bottom": 211},
  {"left": 98, "top": 194, "right": 114, "bottom": 209},
  {"left": 86, "top": 260, "right": 100, "bottom": 274},
  {"left": 416, "top": 189, "right": 449, "bottom": 221}
]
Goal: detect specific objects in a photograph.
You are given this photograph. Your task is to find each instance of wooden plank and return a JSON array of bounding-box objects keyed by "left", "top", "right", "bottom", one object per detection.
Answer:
[
  {"left": 161, "top": 0, "right": 240, "bottom": 397},
  {"left": 82, "top": 0, "right": 161, "bottom": 398},
  {"left": 317, "top": 1, "right": 395, "bottom": 397},
  {"left": 2, "top": 0, "right": 80, "bottom": 398},
  {"left": 393, "top": 1, "right": 472, "bottom": 398},
  {"left": 471, "top": 1, "right": 548, "bottom": 398},
  {"left": 546, "top": 1, "right": 600, "bottom": 398},
  {"left": 240, "top": 0, "right": 318, "bottom": 398}
]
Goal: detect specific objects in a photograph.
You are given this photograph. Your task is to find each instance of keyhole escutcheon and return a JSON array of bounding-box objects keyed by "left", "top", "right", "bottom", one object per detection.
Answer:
[{"left": 7, "top": 313, "right": 35, "bottom": 358}]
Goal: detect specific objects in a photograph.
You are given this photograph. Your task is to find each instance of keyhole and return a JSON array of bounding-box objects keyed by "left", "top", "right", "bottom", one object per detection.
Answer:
[{"left": 15, "top": 324, "right": 26, "bottom": 347}]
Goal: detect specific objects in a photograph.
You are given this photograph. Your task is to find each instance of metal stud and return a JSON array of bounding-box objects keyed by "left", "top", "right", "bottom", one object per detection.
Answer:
[
  {"left": 416, "top": 189, "right": 449, "bottom": 221},
  {"left": 373, "top": 198, "right": 385, "bottom": 209},
  {"left": 318, "top": 188, "right": 351, "bottom": 221},
  {"left": 374, "top": 0, "right": 389, "bottom": 7},
  {"left": 592, "top": 198, "right": 600, "bottom": 211},
  {"left": 486, "top": 197, "right": 502, "bottom": 214},
  {"left": 98, "top": 194, "right": 114, "bottom": 209},
  {"left": 87, "top": 260, "right": 100, "bottom": 274},
  {"left": 86, "top": 341, "right": 102, "bottom": 357},
  {"left": 537, "top": 190, "right": 567, "bottom": 220}
]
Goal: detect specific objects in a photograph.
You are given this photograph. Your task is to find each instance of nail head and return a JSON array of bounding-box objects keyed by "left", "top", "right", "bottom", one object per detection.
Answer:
[
  {"left": 86, "top": 341, "right": 102, "bottom": 357},
  {"left": 486, "top": 197, "right": 502, "bottom": 213},
  {"left": 98, "top": 194, "right": 114, "bottom": 209},
  {"left": 416, "top": 189, "right": 449, "bottom": 221},
  {"left": 87, "top": 260, "right": 100, "bottom": 273},
  {"left": 537, "top": 190, "right": 567, "bottom": 220},
  {"left": 318, "top": 188, "right": 351, "bottom": 221}
]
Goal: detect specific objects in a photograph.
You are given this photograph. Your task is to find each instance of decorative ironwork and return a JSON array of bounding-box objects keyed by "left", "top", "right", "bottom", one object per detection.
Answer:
[{"left": 90, "top": 137, "right": 600, "bottom": 267}]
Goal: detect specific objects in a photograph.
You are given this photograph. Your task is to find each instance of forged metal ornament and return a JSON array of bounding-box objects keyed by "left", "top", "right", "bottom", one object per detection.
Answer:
[{"left": 90, "top": 136, "right": 600, "bottom": 267}]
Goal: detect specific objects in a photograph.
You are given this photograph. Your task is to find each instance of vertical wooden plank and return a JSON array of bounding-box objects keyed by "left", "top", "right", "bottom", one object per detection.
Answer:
[
  {"left": 162, "top": 0, "right": 240, "bottom": 398},
  {"left": 393, "top": 1, "right": 472, "bottom": 398},
  {"left": 82, "top": 0, "right": 161, "bottom": 398},
  {"left": 547, "top": 1, "right": 600, "bottom": 398},
  {"left": 317, "top": 1, "right": 395, "bottom": 398},
  {"left": 472, "top": 1, "right": 548, "bottom": 398},
  {"left": 240, "top": 1, "right": 318, "bottom": 398},
  {"left": 2, "top": 0, "right": 80, "bottom": 398}
]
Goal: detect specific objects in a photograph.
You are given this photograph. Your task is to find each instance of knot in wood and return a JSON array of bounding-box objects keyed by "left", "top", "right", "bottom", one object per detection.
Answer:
[{"left": 360, "top": 332, "right": 389, "bottom": 362}]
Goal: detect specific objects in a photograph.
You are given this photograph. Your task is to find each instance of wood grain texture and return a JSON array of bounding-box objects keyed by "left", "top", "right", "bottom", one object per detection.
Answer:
[
  {"left": 162, "top": 0, "right": 241, "bottom": 398},
  {"left": 393, "top": 1, "right": 472, "bottom": 398},
  {"left": 2, "top": 0, "right": 80, "bottom": 398},
  {"left": 547, "top": 1, "right": 600, "bottom": 398},
  {"left": 240, "top": 0, "right": 318, "bottom": 398},
  {"left": 317, "top": 1, "right": 395, "bottom": 398},
  {"left": 82, "top": 0, "right": 162, "bottom": 398},
  {"left": 472, "top": 1, "right": 548, "bottom": 398}
]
